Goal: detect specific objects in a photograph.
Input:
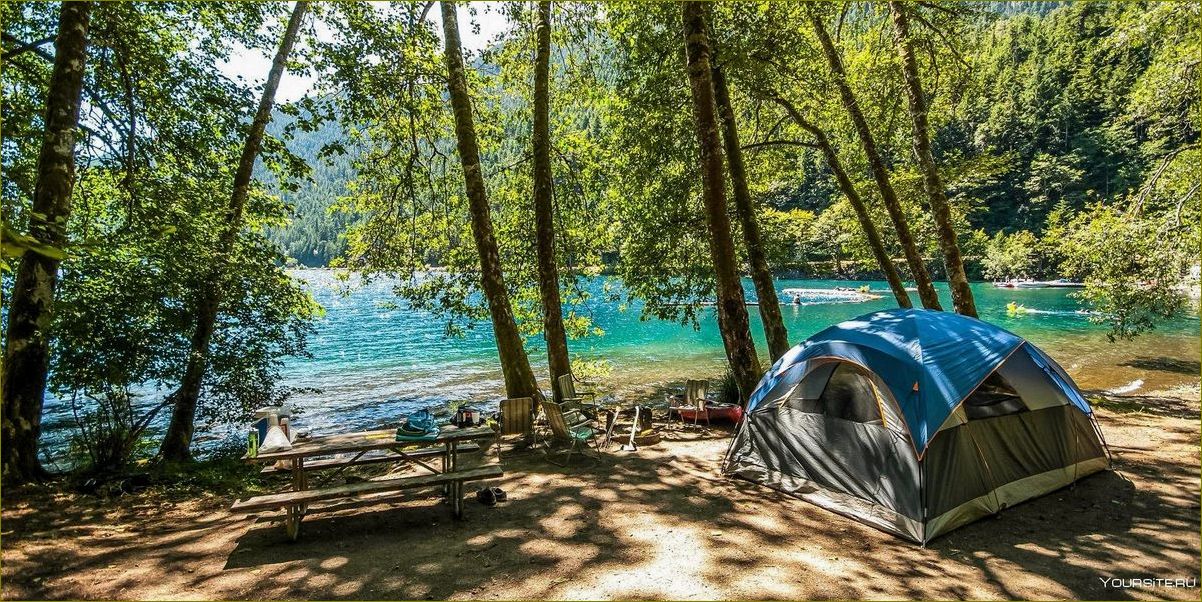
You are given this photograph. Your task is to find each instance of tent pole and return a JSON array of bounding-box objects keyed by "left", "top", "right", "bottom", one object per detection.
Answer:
[{"left": 1089, "top": 413, "right": 1115, "bottom": 469}]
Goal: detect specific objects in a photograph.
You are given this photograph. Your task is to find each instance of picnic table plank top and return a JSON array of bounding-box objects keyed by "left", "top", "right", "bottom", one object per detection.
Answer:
[{"left": 245, "top": 425, "right": 495, "bottom": 463}]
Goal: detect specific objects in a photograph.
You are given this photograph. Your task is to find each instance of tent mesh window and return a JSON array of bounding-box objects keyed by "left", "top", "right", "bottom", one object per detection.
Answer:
[
  {"left": 782, "top": 362, "right": 836, "bottom": 412},
  {"left": 963, "top": 371, "right": 1028, "bottom": 420},
  {"left": 796, "top": 362, "right": 885, "bottom": 425}
]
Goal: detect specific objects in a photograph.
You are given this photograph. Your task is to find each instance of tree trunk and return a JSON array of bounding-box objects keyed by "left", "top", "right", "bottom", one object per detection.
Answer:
[
  {"left": 532, "top": 1, "right": 571, "bottom": 402},
  {"left": 711, "top": 62, "right": 790, "bottom": 361},
  {"left": 772, "top": 95, "right": 913, "bottom": 308},
  {"left": 441, "top": 2, "right": 542, "bottom": 403},
  {"left": 1, "top": 1, "right": 92, "bottom": 483},
  {"left": 888, "top": 2, "right": 977, "bottom": 317},
  {"left": 159, "top": 1, "right": 309, "bottom": 462},
  {"left": 681, "top": 2, "right": 762, "bottom": 405},
  {"left": 808, "top": 11, "right": 943, "bottom": 311}
]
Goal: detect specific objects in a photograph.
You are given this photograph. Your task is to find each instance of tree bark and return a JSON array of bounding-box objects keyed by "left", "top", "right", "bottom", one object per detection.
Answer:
[
  {"left": 681, "top": 2, "right": 762, "bottom": 405},
  {"left": 808, "top": 10, "right": 943, "bottom": 311},
  {"left": 711, "top": 62, "right": 790, "bottom": 361},
  {"left": 772, "top": 95, "right": 913, "bottom": 309},
  {"left": 888, "top": 2, "right": 977, "bottom": 317},
  {"left": 441, "top": 2, "right": 542, "bottom": 403},
  {"left": 531, "top": 1, "right": 572, "bottom": 402},
  {"left": 159, "top": 1, "right": 309, "bottom": 462},
  {"left": 1, "top": 0, "right": 92, "bottom": 483}
]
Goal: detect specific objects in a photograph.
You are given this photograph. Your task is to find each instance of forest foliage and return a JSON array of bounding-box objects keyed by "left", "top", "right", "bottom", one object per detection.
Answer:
[{"left": 271, "top": 1, "right": 1198, "bottom": 320}]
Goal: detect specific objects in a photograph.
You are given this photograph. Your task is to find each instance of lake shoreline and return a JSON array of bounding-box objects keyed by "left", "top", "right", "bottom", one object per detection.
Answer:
[{"left": 35, "top": 274, "right": 1200, "bottom": 464}]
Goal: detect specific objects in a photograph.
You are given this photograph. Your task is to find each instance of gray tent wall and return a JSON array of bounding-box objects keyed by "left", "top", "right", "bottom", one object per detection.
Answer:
[
  {"left": 723, "top": 343, "right": 1108, "bottom": 543},
  {"left": 921, "top": 344, "right": 1108, "bottom": 540},
  {"left": 724, "top": 357, "right": 926, "bottom": 540}
]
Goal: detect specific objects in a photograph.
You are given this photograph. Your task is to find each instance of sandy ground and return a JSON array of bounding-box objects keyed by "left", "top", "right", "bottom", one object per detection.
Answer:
[{"left": 2, "top": 388, "right": 1199, "bottom": 601}]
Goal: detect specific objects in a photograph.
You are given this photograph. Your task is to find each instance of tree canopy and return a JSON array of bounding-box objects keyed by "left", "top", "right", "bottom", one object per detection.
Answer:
[{"left": 1, "top": 0, "right": 1196, "bottom": 477}]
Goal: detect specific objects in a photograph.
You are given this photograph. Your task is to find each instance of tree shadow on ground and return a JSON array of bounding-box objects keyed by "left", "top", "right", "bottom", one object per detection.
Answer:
[
  {"left": 3, "top": 409, "right": 1198, "bottom": 600},
  {"left": 1118, "top": 357, "right": 1202, "bottom": 376},
  {"left": 1087, "top": 392, "right": 1201, "bottom": 420},
  {"left": 216, "top": 428, "right": 1196, "bottom": 600},
  {"left": 217, "top": 443, "right": 750, "bottom": 599}
]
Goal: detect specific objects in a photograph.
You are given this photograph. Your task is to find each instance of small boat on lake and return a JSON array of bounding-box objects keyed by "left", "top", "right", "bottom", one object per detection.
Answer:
[
  {"left": 694, "top": 287, "right": 886, "bottom": 307},
  {"left": 781, "top": 287, "right": 883, "bottom": 304},
  {"left": 1045, "top": 279, "right": 1086, "bottom": 288},
  {"left": 994, "top": 279, "right": 1085, "bottom": 289},
  {"left": 869, "top": 286, "right": 919, "bottom": 294},
  {"left": 697, "top": 300, "right": 760, "bottom": 306},
  {"left": 994, "top": 279, "right": 1047, "bottom": 288}
]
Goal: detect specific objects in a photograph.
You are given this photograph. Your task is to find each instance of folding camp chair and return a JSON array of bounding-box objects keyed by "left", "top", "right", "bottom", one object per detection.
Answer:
[
  {"left": 496, "top": 397, "right": 535, "bottom": 457},
  {"left": 557, "top": 373, "right": 597, "bottom": 406},
  {"left": 540, "top": 399, "right": 602, "bottom": 466},
  {"left": 669, "top": 379, "right": 711, "bottom": 427}
]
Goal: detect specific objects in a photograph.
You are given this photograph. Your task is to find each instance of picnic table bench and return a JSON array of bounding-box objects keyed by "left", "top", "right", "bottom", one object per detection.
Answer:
[
  {"left": 232, "top": 426, "right": 500, "bottom": 541},
  {"left": 257, "top": 442, "right": 480, "bottom": 475}
]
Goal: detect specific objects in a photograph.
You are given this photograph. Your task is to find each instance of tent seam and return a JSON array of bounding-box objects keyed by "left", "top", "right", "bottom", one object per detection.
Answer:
[{"left": 916, "top": 340, "right": 1028, "bottom": 460}]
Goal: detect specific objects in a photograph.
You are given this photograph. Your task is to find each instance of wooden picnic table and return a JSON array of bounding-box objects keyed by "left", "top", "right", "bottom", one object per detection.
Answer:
[{"left": 233, "top": 426, "right": 500, "bottom": 540}]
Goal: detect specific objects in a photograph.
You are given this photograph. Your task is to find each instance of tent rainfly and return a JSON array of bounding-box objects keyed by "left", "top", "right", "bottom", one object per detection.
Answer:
[{"left": 723, "top": 308, "right": 1111, "bottom": 543}]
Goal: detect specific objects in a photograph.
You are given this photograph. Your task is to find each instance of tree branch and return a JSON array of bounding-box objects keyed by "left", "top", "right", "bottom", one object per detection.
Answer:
[
  {"left": 1131, "top": 143, "right": 1198, "bottom": 216},
  {"left": 1174, "top": 181, "right": 1199, "bottom": 229},
  {"left": 484, "top": 151, "right": 532, "bottom": 177},
  {"left": 907, "top": 9, "right": 971, "bottom": 70},
  {"left": 418, "top": 1, "right": 435, "bottom": 24},
  {"left": 2, "top": 32, "right": 55, "bottom": 61},
  {"left": 3, "top": 33, "right": 127, "bottom": 142},
  {"left": 2, "top": 58, "right": 125, "bottom": 159},
  {"left": 742, "top": 139, "right": 819, "bottom": 151},
  {"left": 2, "top": 34, "right": 54, "bottom": 60},
  {"left": 761, "top": 114, "right": 789, "bottom": 143},
  {"left": 835, "top": 3, "right": 850, "bottom": 42}
]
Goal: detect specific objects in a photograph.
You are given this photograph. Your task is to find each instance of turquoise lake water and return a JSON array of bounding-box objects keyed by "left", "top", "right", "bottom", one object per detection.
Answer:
[
  {"left": 39, "top": 270, "right": 1201, "bottom": 455},
  {"left": 254, "top": 271, "right": 1198, "bottom": 441}
]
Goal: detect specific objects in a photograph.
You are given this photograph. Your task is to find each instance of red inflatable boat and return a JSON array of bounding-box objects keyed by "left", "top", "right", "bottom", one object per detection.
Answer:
[{"left": 671, "top": 401, "right": 744, "bottom": 424}]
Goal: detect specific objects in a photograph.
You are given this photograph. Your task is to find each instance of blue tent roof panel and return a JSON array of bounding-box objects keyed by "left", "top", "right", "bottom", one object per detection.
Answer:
[{"left": 750, "top": 309, "right": 1034, "bottom": 451}]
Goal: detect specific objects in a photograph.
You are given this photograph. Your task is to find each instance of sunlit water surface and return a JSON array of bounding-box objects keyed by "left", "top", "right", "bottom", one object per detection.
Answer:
[{"left": 40, "top": 270, "right": 1200, "bottom": 458}]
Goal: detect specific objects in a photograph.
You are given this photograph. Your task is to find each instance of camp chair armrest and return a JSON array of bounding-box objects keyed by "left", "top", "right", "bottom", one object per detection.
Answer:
[
  {"left": 563, "top": 399, "right": 602, "bottom": 418},
  {"left": 563, "top": 409, "right": 592, "bottom": 427}
]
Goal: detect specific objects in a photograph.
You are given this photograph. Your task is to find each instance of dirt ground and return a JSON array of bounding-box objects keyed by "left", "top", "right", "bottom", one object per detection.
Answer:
[{"left": 3, "top": 388, "right": 1199, "bottom": 601}]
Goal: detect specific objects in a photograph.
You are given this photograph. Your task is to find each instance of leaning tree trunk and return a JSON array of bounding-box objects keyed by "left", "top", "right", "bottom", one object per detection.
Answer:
[
  {"left": 682, "top": 2, "right": 762, "bottom": 405},
  {"left": 1, "top": 1, "right": 92, "bottom": 483},
  {"left": 808, "top": 11, "right": 943, "bottom": 311},
  {"left": 712, "top": 62, "right": 790, "bottom": 361},
  {"left": 888, "top": 2, "right": 977, "bottom": 317},
  {"left": 441, "top": 2, "right": 542, "bottom": 402},
  {"left": 772, "top": 95, "right": 913, "bottom": 309},
  {"left": 159, "top": 1, "right": 309, "bottom": 462},
  {"left": 532, "top": 1, "right": 572, "bottom": 402}
]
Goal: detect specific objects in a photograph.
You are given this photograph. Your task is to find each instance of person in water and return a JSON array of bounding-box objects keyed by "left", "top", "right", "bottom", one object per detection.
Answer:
[{"left": 792, "top": 293, "right": 802, "bottom": 305}]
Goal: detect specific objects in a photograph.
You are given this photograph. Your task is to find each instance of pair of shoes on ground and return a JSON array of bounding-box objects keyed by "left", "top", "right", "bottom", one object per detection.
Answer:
[{"left": 476, "top": 486, "right": 507, "bottom": 507}]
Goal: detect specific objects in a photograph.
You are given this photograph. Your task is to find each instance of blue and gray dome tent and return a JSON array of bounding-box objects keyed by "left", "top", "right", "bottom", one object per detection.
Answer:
[{"left": 723, "top": 308, "right": 1110, "bottom": 543}]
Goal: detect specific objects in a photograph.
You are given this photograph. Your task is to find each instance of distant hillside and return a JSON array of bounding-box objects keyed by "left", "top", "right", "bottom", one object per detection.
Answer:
[{"left": 261, "top": 114, "right": 356, "bottom": 267}]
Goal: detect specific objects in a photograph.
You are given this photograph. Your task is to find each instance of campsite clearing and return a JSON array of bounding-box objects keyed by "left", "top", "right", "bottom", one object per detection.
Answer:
[{"left": 2, "top": 388, "right": 1198, "bottom": 601}]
